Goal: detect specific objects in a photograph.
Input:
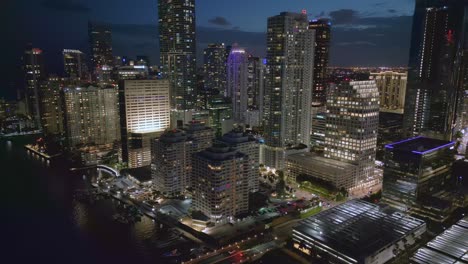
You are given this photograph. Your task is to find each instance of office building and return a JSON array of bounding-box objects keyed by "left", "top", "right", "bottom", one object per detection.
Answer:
[
  {"left": 192, "top": 143, "right": 250, "bottom": 223},
  {"left": 63, "top": 49, "right": 88, "bottom": 81},
  {"left": 293, "top": 200, "right": 426, "bottom": 264},
  {"left": 217, "top": 128, "right": 259, "bottom": 192},
  {"left": 325, "top": 80, "right": 380, "bottom": 193},
  {"left": 23, "top": 46, "right": 45, "bottom": 128},
  {"left": 263, "top": 12, "right": 314, "bottom": 169},
  {"left": 411, "top": 216, "right": 468, "bottom": 264},
  {"left": 204, "top": 43, "right": 226, "bottom": 93},
  {"left": 404, "top": 1, "right": 468, "bottom": 139},
  {"left": 114, "top": 65, "right": 148, "bottom": 81},
  {"left": 151, "top": 129, "right": 192, "bottom": 196},
  {"left": 310, "top": 112, "right": 326, "bottom": 149},
  {"left": 370, "top": 71, "right": 407, "bottom": 114},
  {"left": 158, "top": 0, "right": 196, "bottom": 110},
  {"left": 39, "top": 76, "right": 64, "bottom": 135},
  {"left": 119, "top": 79, "right": 170, "bottom": 168},
  {"left": 382, "top": 136, "right": 456, "bottom": 222},
  {"left": 63, "top": 85, "right": 120, "bottom": 148},
  {"left": 88, "top": 22, "right": 113, "bottom": 79},
  {"left": 309, "top": 18, "right": 331, "bottom": 107},
  {"left": 206, "top": 95, "right": 233, "bottom": 137},
  {"left": 286, "top": 152, "right": 356, "bottom": 190}
]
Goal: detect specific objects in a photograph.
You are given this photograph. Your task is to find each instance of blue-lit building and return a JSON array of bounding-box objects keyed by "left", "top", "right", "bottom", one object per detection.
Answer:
[{"left": 382, "top": 136, "right": 456, "bottom": 222}]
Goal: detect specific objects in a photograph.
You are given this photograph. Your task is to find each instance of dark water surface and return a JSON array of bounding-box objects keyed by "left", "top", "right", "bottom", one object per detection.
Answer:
[{"left": 1, "top": 137, "right": 180, "bottom": 264}]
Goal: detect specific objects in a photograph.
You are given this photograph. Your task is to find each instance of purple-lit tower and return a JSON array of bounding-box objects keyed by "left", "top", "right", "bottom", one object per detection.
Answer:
[{"left": 227, "top": 45, "right": 249, "bottom": 122}]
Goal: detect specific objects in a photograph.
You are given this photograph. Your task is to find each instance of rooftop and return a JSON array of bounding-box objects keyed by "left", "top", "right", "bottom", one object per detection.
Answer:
[
  {"left": 411, "top": 216, "right": 468, "bottom": 264},
  {"left": 293, "top": 200, "right": 425, "bottom": 262},
  {"left": 385, "top": 136, "right": 454, "bottom": 154}
]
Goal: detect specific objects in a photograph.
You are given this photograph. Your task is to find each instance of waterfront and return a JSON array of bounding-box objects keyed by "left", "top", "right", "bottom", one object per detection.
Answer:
[{"left": 1, "top": 137, "right": 193, "bottom": 264}]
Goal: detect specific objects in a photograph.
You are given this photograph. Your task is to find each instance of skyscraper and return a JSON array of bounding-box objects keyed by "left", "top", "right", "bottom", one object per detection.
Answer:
[
  {"left": 203, "top": 43, "right": 227, "bottom": 94},
  {"left": 370, "top": 71, "right": 407, "bottom": 114},
  {"left": 263, "top": 12, "right": 315, "bottom": 169},
  {"left": 247, "top": 56, "right": 266, "bottom": 125},
  {"left": 404, "top": 0, "right": 468, "bottom": 140},
  {"left": 309, "top": 18, "right": 331, "bottom": 107},
  {"left": 88, "top": 22, "right": 113, "bottom": 80},
  {"left": 63, "top": 49, "right": 89, "bottom": 81},
  {"left": 192, "top": 143, "right": 250, "bottom": 223},
  {"left": 119, "top": 79, "right": 170, "bottom": 168},
  {"left": 325, "top": 80, "right": 380, "bottom": 193},
  {"left": 23, "top": 46, "right": 45, "bottom": 128},
  {"left": 158, "top": 0, "right": 196, "bottom": 110},
  {"left": 63, "top": 85, "right": 120, "bottom": 148},
  {"left": 227, "top": 46, "right": 249, "bottom": 122},
  {"left": 39, "top": 76, "right": 64, "bottom": 136}
]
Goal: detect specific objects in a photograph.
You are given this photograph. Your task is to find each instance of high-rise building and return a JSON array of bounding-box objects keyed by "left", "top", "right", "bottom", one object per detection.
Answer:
[
  {"left": 370, "top": 71, "right": 407, "bottom": 114},
  {"left": 181, "top": 121, "right": 214, "bottom": 151},
  {"left": 192, "top": 143, "right": 250, "bottom": 223},
  {"left": 63, "top": 85, "right": 120, "bottom": 148},
  {"left": 39, "top": 76, "right": 64, "bottom": 135},
  {"left": 88, "top": 22, "right": 113, "bottom": 80},
  {"left": 206, "top": 95, "right": 233, "bottom": 138},
  {"left": 119, "top": 79, "right": 170, "bottom": 168},
  {"left": 247, "top": 56, "right": 266, "bottom": 115},
  {"left": 158, "top": 0, "right": 196, "bottom": 110},
  {"left": 325, "top": 81, "right": 380, "bottom": 193},
  {"left": 263, "top": 12, "right": 315, "bottom": 169},
  {"left": 151, "top": 129, "right": 192, "bottom": 196},
  {"left": 309, "top": 18, "right": 331, "bottom": 107},
  {"left": 217, "top": 128, "right": 259, "bottom": 192},
  {"left": 310, "top": 112, "right": 326, "bottom": 149},
  {"left": 23, "top": 46, "right": 45, "bottom": 128},
  {"left": 203, "top": 43, "right": 226, "bottom": 94},
  {"left": 382, "top": 137, "right": 456, "bottom": 222},
  {"left": 151, "top": 122, "right": 214, "bottom": 196},
  {"left": 227, "top": 46, "right": 249, "bottom": 122},
  {"left": 404, "top": 1, "right": 468, "bottom": 140},
  {"left": 63, "top": 49, "right": 88, "bottom": 81}
]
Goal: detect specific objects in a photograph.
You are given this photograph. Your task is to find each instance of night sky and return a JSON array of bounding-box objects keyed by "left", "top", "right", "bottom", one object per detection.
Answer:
[{"left": 2, "top": 0, "right": 415, "bottom": 99}]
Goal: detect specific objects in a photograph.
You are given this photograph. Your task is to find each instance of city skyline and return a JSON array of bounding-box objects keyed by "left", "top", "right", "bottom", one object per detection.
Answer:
[{"left": 3, "top": 0, "right": 415, "bottom": 99}]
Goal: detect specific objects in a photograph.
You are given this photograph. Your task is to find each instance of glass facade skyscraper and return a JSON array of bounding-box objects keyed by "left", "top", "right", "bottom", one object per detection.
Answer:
[
  {"left": 309, "top": 18, "right": 331, "bottom": 107},
  {"left": 404, "top": 0, "right": 468, "bottom": 140},
  {"left": 382, "top": 137, "right": 455, "bottom": 221},
  {"left": 203, "top": 43, "right": 227, "bottom": 94},
  {"left": 88, "top": 22, "right": 113, "bottom": 78},
  {"left": 158, "top": 0, "right": 196, "bottom": 110},
  {"left": 23, "top": 46, "right": 45, "bottom": 128}
]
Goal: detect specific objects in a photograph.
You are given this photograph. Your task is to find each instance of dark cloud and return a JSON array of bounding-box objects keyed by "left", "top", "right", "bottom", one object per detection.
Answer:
[
  {"left": 41, "top": 0, "right": 90, "bottom": 13},
  {"left": 208, "top": 16, "right": 231, "bottom": 26},
  {"left": 330, "top": 15, "right": 413, "bottom": 66},
  {"left": 388, "top": 9, "right": 397, "bottom": 13},
  {"left": 336, "top": 41, "right": 377, "bottom": 46},
  {"left": 329, "top": 9, "right": 359, "bottom": 24}
]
